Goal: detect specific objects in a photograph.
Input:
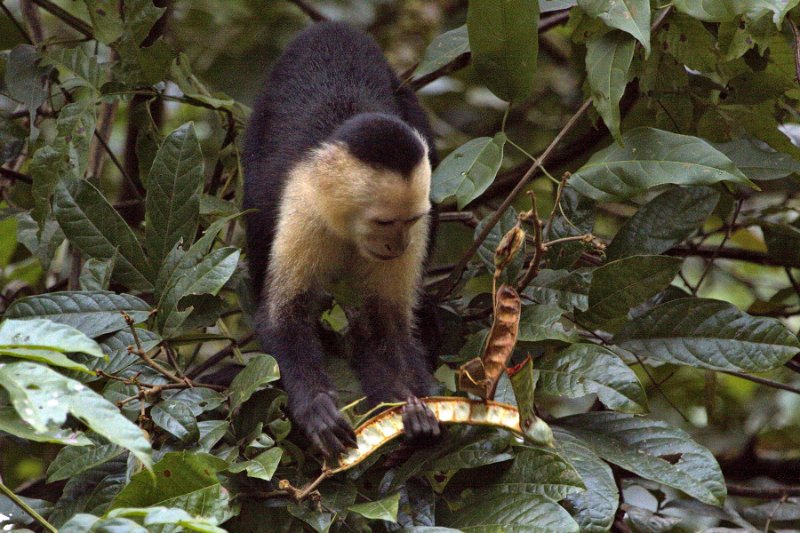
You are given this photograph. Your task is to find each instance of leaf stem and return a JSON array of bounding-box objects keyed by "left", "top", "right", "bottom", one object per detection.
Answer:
[{"left": 0, "top": 480, "right": 57, "bottom": 533}]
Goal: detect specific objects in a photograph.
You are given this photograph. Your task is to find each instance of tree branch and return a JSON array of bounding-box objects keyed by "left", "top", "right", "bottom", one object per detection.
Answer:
[
  {"left": 0, "top": 167, "right": 33, "bottom": 184},
  {"left": 666, "top": 245, "right": 793, "bottom": 268},
  {"left": 727, "top": 482, "right": 800, "bottom": 499},
  {"left": 27, "top": 0, "right": 93, "bottom": 37}
]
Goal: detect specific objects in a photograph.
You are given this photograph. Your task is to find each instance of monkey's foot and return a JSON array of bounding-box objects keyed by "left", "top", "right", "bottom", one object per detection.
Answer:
[
  {"left": 402, "top": 396, "right": 442, "bottom": 444},
  {"left": 296, "top": 391, "right": 357, "bottom": 458}
]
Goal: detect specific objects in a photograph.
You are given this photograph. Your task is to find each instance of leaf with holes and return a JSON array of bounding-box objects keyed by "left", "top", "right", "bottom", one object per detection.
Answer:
[
  {"left": 558, "top": 412, "right": 725, "bottom": 505},
  {"left": 0, "top": 361, "right": 152, "bottom": 468},
  {"left": 579, "top": 0, "right": 651, "bottom": 53},
  {"left": 614, "top": 298, "right": 800, "bottom": 372}
]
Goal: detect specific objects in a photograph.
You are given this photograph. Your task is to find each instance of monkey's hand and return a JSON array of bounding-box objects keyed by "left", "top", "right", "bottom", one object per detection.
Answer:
[
  {"left": 293, "top": 391, "right": 357, "bottom": 458},
  {"left": 402, "top": 396, "right": 442, "bottom": 444}
]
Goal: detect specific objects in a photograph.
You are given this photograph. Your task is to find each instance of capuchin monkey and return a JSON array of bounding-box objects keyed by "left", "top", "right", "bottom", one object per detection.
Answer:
[{"left": 242, "top": 22, "right": 441, "bottom": 458}]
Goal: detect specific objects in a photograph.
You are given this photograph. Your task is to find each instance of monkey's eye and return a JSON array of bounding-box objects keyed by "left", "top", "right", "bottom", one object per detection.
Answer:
[{"left": 373, "top": 219, "right": 394, "bottom": 226}]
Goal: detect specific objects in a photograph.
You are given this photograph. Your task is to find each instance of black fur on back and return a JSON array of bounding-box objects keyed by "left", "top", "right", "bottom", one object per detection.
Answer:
[{"left": 242, "top": 22, "right": 437, "bottom": 296}]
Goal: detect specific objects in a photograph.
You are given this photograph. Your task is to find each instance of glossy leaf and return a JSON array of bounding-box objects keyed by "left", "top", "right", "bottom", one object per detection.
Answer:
[
  {"left": 145, "top": 123, "right": 204, "bottom": 269},
  {"left": 518, "top": 304, "right": 580, "bottom": 343},
  {"left": 48, "top": 457, "right": 128, "bottom": 527},
  {"left": 468, "top": 0, "right": 539, "bottom": 102},
  {"left": 43, "top": 47, "right": 104, "bottom": 94},
  {"left": 5, "top": 291, "right": 150, "bottom": 338},
  {"left": 349, "top": 493, "right": 400, "bottom": 522},
  {"left": 579, "top": 0, "right": 650, "bottom": 53},
  {"left": 413, "top": 25, "right": 469, "bottom": 80},
  {"left": 0, "top": 317, "right": 105, "bottom": 364},
  {"left": 228, "top": 448, "right": 283, "bottom": 481},
  {"left": 484, "top": 446, "right": 585, "bottom": 501},
  {"left": 673, "top": 0, "right": 800, "bottom": 25},
  {"left": 107, "top": 507, "right": 227, "bottom": 533},
  {"left": 568, "top": 128, "right": 754, "bottom": 202},
  {"left": 522, "top": 268, "right": 591, "bottom": 312},
  {"left": 47, "top": 442, "right": 125, "bottom": 482},
  {"left": 151, "top": 399, "right": 200, "bottom": 442},
  {"left": 82, "top": 0, "right": 125, "bottom": 43},
  {"left": 5, "top": 45, "right": 50, "bottom": 136},
  {"left": 0, "top": 361, "right": 152, "bottom": 468},
  {"left": 0, "top": 406, "right": 92, "bottom": 446},
  {"left": 606, "top": 186, "right": 719, "bottom": 260},
  {"left": 439, "top": 491, "right": 579, "bottom": 532},
  {"left": 431, "top": 134, "right": 506, "bottom": 209},
  {"left": 228, "top": 354, "right": 280, "bottom": 412},
  {"left": 586, "top": 31, "right": 635, "bottom": 142},
  {"left": 537, "top": 343, "right": 648, "bottom": 413},
  {"left": 615, "top": 298, "right": 800, "bottom": 372},
  {"left": 579, "top": 255, "right": 683, "bottom": 330},
  {"left": 555, "top": 428, "right": 618, "bottom": 533},
  {"left": 54, "top": 179, "right": 154, "bottom": 290},
  {"left": 558, "top": 412, "right": 726, "bottom": 505}
]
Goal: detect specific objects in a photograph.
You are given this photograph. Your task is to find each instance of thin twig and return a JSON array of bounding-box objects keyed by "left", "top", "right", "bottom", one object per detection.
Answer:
[
  {"left": 694, "top": 198, "right": 743, "bottom": 293},
  {"left": 720, "top": 370, "right": 800, "bottom": 395},
  {"left": 286, "top": 0, "right": 327, "bottom": 22},
  {"left": 28, "top": 0, "right": 93, "bottom": 37},
  {"left": 0, "top": 480, "right": 57, "bottom": 533},
  {"left": 437, "top": 99, "right": 592, "bottom": 300},
  {"left": 123, "top": 313, "right": 185, "bottom": 385},
  {"left": 727, "top": 482, "right": 800, "bottom": 498},
  {"left": 667, "top": 245, "right": 796, "bottom": 268},
  {"left": 0, "top": 167, "right": 33, "bottom": 184},
  {"left": 1, "top": 1, "right": 33, "bottom": 44},
  {"left": 185, "top": 332, "right": 255, "bottom": 379},
  {"left": 785, "top": 267, "right": 800, "bottom": 298},
  {"left": 543, "top": 172, "right": 570, "bottom": 237}
]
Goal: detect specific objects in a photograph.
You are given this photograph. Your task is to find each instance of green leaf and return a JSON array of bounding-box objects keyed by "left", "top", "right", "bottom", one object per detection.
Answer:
[
  {"left": 349, "top": 493, "right": 400, "bottom": 523},
  {"left": 431, "top": 134, "right": 506, "bottom": 209},
  {"left": 0, "top": 317, "right": 104, "bottom": 357},
  {"left": 538, "top": 343, "right": 648, "bottom": 413},
  {"left": 61, "top": 515, "right": 146, "bottom": 532},
  {"left": 5, "top": 291, "right": 150, "bottom": 338},
  {"left": 485, "top": 446, "right": 585, "bottom": 501},
  {"left": 606, "top": 186, "right": 720, "bottom": 260},
  {"left": 5, "top": 45, "right": 50, "bottom": 138},
  {"left": 0, "top": 405, "right": 92, "bottom": 445},
  {"left": 586, "top": 31, "right": 636, "bottom": 142},
  {"left": 48, "top": 457, "right": 127, "bottom": 527},
  {"left": 657, "top": 13, "right": 718, "bottom": 72},
  {"left": 110, "top": 451, "right": 228, "bottom": 509},
  {"left": 413, "top": 25, "right": 470, "bottom": 80},
  {"left": 42, "top": 47, "right": 104, "bottom": 95},
  {"left": 228, "top": 354, "right": 280, "bottom": 412},
  {"left": 558, "top": 412, "right": 726, "bottom": 506},
  {"left": 47, "top": 441, "right": 125, "bottom": 482},
  {"left": 54, "top": 179, "right": 154, "bottom": 290},
  {"left": 80, "top": 256, "right": 115, "bottom": 291},
  {"left": 151, "top": 399, "right": 199, "bottom": 442},
  {"left": 615, "top": 298, "right": 800, "bottom": 372},
  {"left": 439, "top": 491, "right": 579, "bottom": 532},
  {"left": 578, "top": 0, "right": 651, "bottom": 53},
  {"left": 82, "top": 0, "right": 124, "bottom": 43},
  {"left": 673, "top": 0, "right": 800, "bottom": 25},
  {"left": 0, "top": 348, "right": 94, "bottom": 373},
  {"left": 760, "top": 222, "right": 800, "bottom": 267},
  {"left": 545, "top": 186, "right": 595, "bottom": 270},
  {"left": 522, "top": 268, "right": 591, "bottom": 312},
  {"left": 87, "top": 328, "right": 160, "bottom": 377},
  {"left": 228, "top": 447, "right": 283, "bottom": 481},
  {"left": 467, "top": 0, "right": 539, "bottom": 101},
  {"left": 0, "top": 492, "right": 53, "bottom": 530},
  {"left": 554, "top": 428, "right": 618, "bottom": 533},
  {"left": 712, "top": 138, "right": 800, "bottom": 181},
  {"left": 426, "top": 430, "right": 514, "bottom": 471},
  {"left": 145, "top": 123, "right": 204, "bottom": 268},
  {"left": 509, "top": 357, "right": 554, "bottom": 446},
  {"left": 0, "top": 111, "right": 26, "bottom": 163},
  {"left": 518, "top": 304, "right": 580, "bottom": 343},
  {"left": 568, "top": 128, "right": 755, "bottom": 202},
  {"left": 579, "top": 255, "right": 683, "bottom": 330},
  {"left": 0, "top": 361, "right": 152, "bottom": 468},
  {"left": 107, "top": 507, "right": 228, "bottom": 533},
  {"left": 16, "top": 212, "right": 65, "bottom": 270}
]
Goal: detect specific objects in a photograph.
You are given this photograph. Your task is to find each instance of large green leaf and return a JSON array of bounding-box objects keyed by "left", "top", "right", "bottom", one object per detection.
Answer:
[
  {"left": 82, "top": 0, "right": 125, "bottom": 43},
  {"left": 518, "top": 304, "right": 580, "bottom": 343},
  {"left": 145, "top": 123, "right": 204, "bottom": 269},
  {"left": 0, "top": 361, "right": 152, "bottom": 468},
  {"left": 712, "top": 138, "right": 800, "bottom": 180},
  {"left": 110, "top": 451, "right": 228, "bottom": 509},
  {"left": 228, "top": 354, "right": 280, "bottom": 412},
  {"left": 481, "top": 447, "right": 585, "bottom": 501},
  {"left": 106, "top": 507, "right": 227, "bottom": 533},
  {"left": 523, "top": 268, "right": 591, "bottom": 312},
  {"left": 586, "top": 31, "right": 635, "bottom": 142},
  {"left": 673, "top": 0, "right": 800, "bottom": 25},
  {"left": 614, "top": 298, "right": 800, "bottom": 372},
  {"left": 467, "top": 0, "right": 540, "bottom": 102},
  {"left": 0, "top": 318, "right": 103, "bottom": 356},
  {"left": 431, "top": 134, "right": 506, "bottom": 209},
  {"left": 578, "top": 0, "right": 650, "bottom": 53},
  {"left": 426, "top": 430, "right": 514, "bottom": 471},
  {"left": 554, "top": 429, "right": 618, "bottom": 533},
  {"left": 558, "top": 412, "right": 726, "bottom": 506},
  {"left": 49, "top": 457, "right": 128, "bottom": 527},
  {"left": 47, "top": 441, "right": 125, "bottom": 482},
  {"left": 538, "top": 343, "right": 648, "bottom": 413},
  {"left": 43, "top": 47, "right": 105, "bottom": 95},
  {"left": 54, "top": 179, "right": 154, "bottom": 290},
  {"left": 0, "top": 406, "right": 92, "bottom": 445},
  {"left": 606, "top": 186, "right": 719, "bottom": 260},
  {"left": 228, "top": 447, "right": 283, "bottom": 481},
  {"left": 579, "top": 255, "right": 683, "bottom": 330},
  {"left": 413, "top": 25, "right": 469, "bottom": 80},
  {"left": 5, "top": 45, "right": 50, "bottom": 137},
  {"left": 439, "top": 491, "right": 579, "bottom": 532},
  {"left": 568, "top": 128, "right": 754, "bottom": 202},
  {"left": 5, "top": 291, "right": 150, "bottom": 338},
  {"left": 151, "top": 399, "right": 199, "bottom": 443}
]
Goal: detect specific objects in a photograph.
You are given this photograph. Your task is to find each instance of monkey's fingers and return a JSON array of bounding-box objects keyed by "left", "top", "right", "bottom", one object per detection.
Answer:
[{"left": 402, "top": 396, "right": 442, "bottom": 443}]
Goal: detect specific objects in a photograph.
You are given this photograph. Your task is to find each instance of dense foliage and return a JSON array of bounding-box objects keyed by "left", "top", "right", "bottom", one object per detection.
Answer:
[{"left": 1, "top": 0, "right": 800, "bottom": 531}]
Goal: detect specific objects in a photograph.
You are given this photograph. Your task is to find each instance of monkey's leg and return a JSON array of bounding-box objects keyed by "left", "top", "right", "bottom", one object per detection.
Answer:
[{"left": 257, "top": 293, "right": 357, "bottom": 458}]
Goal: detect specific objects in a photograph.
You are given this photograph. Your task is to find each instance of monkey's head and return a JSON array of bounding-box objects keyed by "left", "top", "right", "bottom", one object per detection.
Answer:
[{"left": 311, "top": 113, "right": 432, "bottom": 261}]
